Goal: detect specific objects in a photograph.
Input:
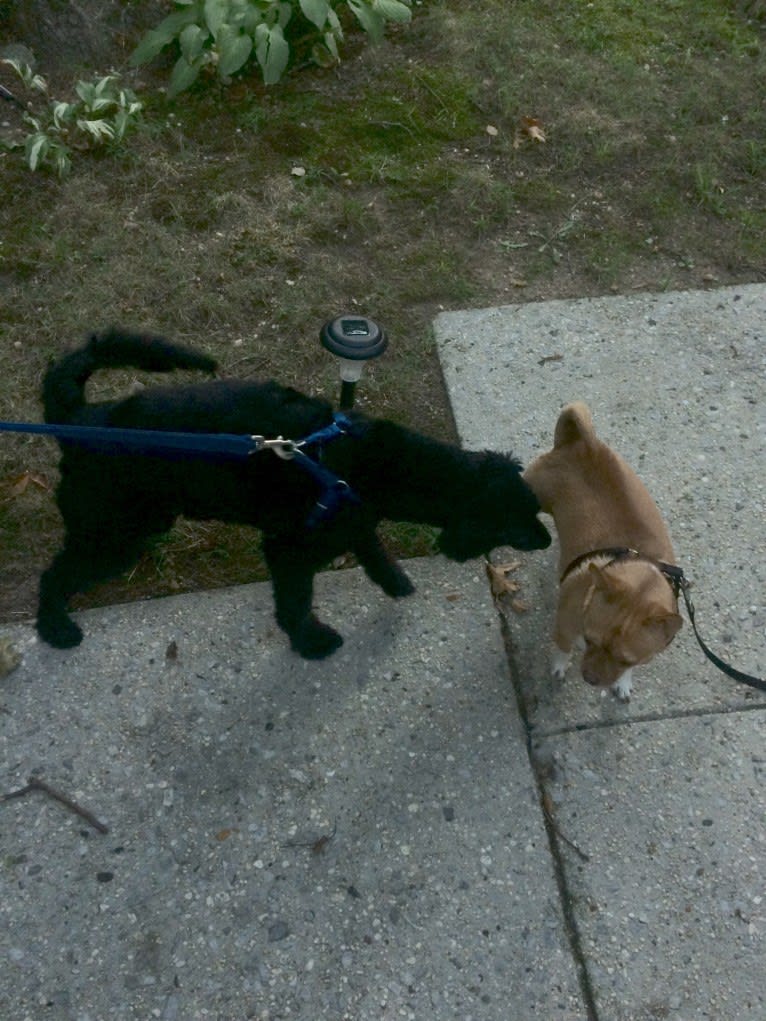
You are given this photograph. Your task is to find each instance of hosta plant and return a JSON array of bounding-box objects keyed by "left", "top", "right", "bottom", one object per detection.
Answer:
[
  {"left": 130, "top": 0, "right": 413, "bottom": 96},
  {"left": 1, "top": 59, "right": 143, "bottom": 177}
]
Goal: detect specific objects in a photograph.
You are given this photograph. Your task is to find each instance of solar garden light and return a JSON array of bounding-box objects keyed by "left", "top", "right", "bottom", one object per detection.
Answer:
[{"left": 320, "top": 316, "right": 388, "bottom": 410}]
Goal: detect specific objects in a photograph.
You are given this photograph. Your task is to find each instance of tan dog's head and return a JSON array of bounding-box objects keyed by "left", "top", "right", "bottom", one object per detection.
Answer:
[{"left": 579, "top": 562, "right": 682, "bottom": 688}]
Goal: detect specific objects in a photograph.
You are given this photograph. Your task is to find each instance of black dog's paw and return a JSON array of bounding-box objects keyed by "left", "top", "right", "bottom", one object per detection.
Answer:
[
  {"left": 37, "top": 614, "right": 84, "bottom": 649},
  {"left": 383, "top": 572, "right": 416, "bottom": 598},
  {"left": 361, "top": 560, "right": 416, "bottom": 598},
  {"left": 290, "top": 617, "right": 344, "bottom": 660}
]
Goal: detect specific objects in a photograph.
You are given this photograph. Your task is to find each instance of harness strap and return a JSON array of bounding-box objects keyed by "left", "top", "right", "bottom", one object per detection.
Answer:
[
  {"left": 293, "top": 450, "right": 361, "bottom": 527},
  {"left": 297, "top": 413, "right": 356, "bottom": 450},
  {"left": 290, "top": 413, "right": 361, "bottom": 526}
]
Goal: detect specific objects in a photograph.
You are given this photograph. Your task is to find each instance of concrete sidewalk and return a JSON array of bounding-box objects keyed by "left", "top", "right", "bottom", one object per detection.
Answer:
[
  {"left": 1, "top": 284, "right": 764, "bottom": 1021},
  {"left": 436, "top": 283, "right": 765, "bottom": 1020}
]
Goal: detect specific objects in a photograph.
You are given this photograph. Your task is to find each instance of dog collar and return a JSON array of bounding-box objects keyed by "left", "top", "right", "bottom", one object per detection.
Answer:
[{"left": 560, "top": 547, "right": 684, "bottom": 599}]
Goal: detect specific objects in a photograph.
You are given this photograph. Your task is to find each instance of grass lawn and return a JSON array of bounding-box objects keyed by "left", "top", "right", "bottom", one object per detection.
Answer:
[{"left": 1, "top": 0, "right": 764, "bottom": 622}]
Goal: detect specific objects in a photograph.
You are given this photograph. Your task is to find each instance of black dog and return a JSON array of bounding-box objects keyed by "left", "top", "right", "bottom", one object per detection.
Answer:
[{"left": 37, "top": 330, "right": 550, "bottom": 657}]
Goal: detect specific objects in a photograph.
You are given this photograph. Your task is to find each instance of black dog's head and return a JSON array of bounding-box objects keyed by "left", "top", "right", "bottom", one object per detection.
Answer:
[{"left": 436, "top": 452, "right": 551, "bottom": 560}]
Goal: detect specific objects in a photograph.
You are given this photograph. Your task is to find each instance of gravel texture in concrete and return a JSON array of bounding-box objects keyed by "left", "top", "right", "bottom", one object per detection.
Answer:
[
  {"left": 1, "top": 560, "right": 584, "bottom": 1021},
  {"left": 435, "top": 284, "right": 765, "bottom": 1021}
]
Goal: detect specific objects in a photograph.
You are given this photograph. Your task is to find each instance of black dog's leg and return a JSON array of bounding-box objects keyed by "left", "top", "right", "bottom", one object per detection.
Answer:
[
  {"left": 37, "top": 547, "right": 88, "bottom": 648},
  {"left": 37, "top": 527, "right": 157, "bottom": 648},
  {"left": 353, "top": 529, "right": 415, "bottom": 598},
  {"left": 37, "top": 539, "right": 142, "bottom": 648},
  {"left": 262, "top": 537, "right": 343, "bottom": 659}
]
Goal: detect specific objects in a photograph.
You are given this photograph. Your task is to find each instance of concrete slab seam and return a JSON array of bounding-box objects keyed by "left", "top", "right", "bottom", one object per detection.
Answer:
[{"left": 494, "top": 603, "right": 600, "bottom": 1021}]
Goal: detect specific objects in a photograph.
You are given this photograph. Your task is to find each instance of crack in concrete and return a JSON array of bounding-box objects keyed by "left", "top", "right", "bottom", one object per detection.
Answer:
[{"left": 497, "top": 607, "right": 601, "bottom": 1021}]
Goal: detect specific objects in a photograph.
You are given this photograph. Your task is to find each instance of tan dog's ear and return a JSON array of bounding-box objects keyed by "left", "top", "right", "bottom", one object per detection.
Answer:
[
  {"left": 645, "top": 610, "right": 683, "bottom": 645},
  {"left": 588, "top": 562, "right": 624, "bottom": 598},
  {"left": 554, "top": 402, "right": 595, "bottom": 448}
]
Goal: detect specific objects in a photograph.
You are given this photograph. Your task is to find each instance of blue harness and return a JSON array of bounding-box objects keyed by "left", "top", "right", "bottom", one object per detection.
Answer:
[
  {"left": 0, "top": 413, "right": 360, "bottom": 528},
  {"left": 284, "top": 415, "right": 362, "bottom": 527}
]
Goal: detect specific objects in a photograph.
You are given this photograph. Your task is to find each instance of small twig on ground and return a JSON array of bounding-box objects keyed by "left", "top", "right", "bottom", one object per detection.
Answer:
[
  {"left": 411, "top": 72, "right": 450, "bottom": 114},
  {"left": 528, "top": 205, "right": 582, "bottom": 262},
  {"left": 223, "top": 353, "right": 269, "bottom": 375},
  {"left": 0, "top": 82, "right": 25, "bottom": 110},
  {"left": 1, "top": 775, "right": 109, "bottom": 834},
  {"left": 284, "top": 818, "right": 337, "bottom": 854}
]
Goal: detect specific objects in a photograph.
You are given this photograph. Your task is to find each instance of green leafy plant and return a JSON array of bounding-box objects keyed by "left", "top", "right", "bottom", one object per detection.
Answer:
[
  {"left": 130, "top": 0, "right": 412, "bottom": 96},
  {"left": 1, "top": 59, "right": 143, "bottom": 177}
]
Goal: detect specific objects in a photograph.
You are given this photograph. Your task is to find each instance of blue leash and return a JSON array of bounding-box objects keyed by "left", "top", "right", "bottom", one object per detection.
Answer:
[
  {"left": 0, "top": 412, "right": 360, "bottom": 527},
  {"left": 0, "top": 420, "right": 258, "bottom": 460}
]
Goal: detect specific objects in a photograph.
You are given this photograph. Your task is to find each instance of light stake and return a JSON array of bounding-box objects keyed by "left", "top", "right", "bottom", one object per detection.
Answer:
[{"left": 320, "top": 316, "right": 388, "bottom": 410}]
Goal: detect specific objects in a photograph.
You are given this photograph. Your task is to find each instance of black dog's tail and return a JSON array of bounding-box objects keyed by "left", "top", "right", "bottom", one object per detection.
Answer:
[{"left": 43, "top": 328, "right": 218, "bottom": 423}]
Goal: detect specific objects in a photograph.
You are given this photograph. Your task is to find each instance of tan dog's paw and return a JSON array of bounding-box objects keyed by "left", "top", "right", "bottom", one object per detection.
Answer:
[
  {"left": 610, "top": 670, "right": 633, "bottom": 703},
  {"left": 551, "top": 647, "right": 571, "bottom": 681}
]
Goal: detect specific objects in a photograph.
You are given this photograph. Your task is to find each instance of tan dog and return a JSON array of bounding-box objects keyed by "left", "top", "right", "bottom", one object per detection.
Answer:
[{"left": 524, "top": 402, "right": 682, "bottom": 701}]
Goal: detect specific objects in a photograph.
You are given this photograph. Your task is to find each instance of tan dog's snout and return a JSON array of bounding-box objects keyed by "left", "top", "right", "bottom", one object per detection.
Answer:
[
  {"left": 581, "top": 649, "right": 626, "bottom": 688},
  {"left": 578, "top": 564, "right": 683, "bottom": 687},
  {"left": 579, "top": 589, "right": 683, "bottom": 688}
]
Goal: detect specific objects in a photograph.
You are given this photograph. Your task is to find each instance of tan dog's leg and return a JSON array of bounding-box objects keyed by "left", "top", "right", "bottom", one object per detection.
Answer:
[
  {"left": 551, "top": 579, "right": 587, "bottom": 680},
  {"left": 552, "top": 615, "right": 581, "bottom": 680},
  {"left": 551, "top": 644, "right": 573, "bottom": 681},
  {"left": 611, "top": 671, "right": 633, "bottom": 702}
]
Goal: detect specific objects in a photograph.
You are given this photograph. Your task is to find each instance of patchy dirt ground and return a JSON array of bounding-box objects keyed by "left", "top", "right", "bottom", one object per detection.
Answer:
[{"left": 1, "top": 1, "right": 765, "bottom": 626}]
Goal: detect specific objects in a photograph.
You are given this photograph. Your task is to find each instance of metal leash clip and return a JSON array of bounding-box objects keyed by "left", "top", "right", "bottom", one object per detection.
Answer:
[{"left": 249, "top": 436, "right": 297, "bottom": 459}]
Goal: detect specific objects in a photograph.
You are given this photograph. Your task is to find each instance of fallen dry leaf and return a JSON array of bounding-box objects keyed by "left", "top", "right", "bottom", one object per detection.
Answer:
[
  {"left": 486, "top": 560, "right": 521, "bottom": 600},
  {"left": 513, "top": 116, "right": 547, "bottom": 148},
  {"left": 486, "top": 561, "right": 532, "bottom": 614},
  {"left": 0, "top": 638, "right": 21, "bottom": 678},
  {"left": 1, "top": 471, "right": 50, "bottom": 501}
]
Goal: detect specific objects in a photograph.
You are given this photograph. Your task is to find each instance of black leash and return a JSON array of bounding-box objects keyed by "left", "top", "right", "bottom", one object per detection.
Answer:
[
  {"left": 674, "top": 575, "right": 766, "bottom": 693},
  {"left": 561, "top": 547, "right": 765, "bottom": 694}
]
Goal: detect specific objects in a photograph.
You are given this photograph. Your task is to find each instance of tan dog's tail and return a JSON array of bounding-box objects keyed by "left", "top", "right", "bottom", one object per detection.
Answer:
[{"left": 554, "top": 401, "right": 596, "bottom": 448}]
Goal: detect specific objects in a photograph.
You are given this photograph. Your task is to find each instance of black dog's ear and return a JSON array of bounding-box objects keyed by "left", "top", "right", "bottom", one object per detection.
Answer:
[
  {"left": 283, "top": 387, "right": 333, "bottom": 413},
  {"left": 474, "top": 451, "right": 522, "bottom": 485},
  {"left": 503, "top": 452, "right": 524, "bottom": 472},
  {"left": 283, "top": 386, "right": 307, "bottom": 401},
  {"left": 489, "top": 450, "right": 525, "bottom": 474}
]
